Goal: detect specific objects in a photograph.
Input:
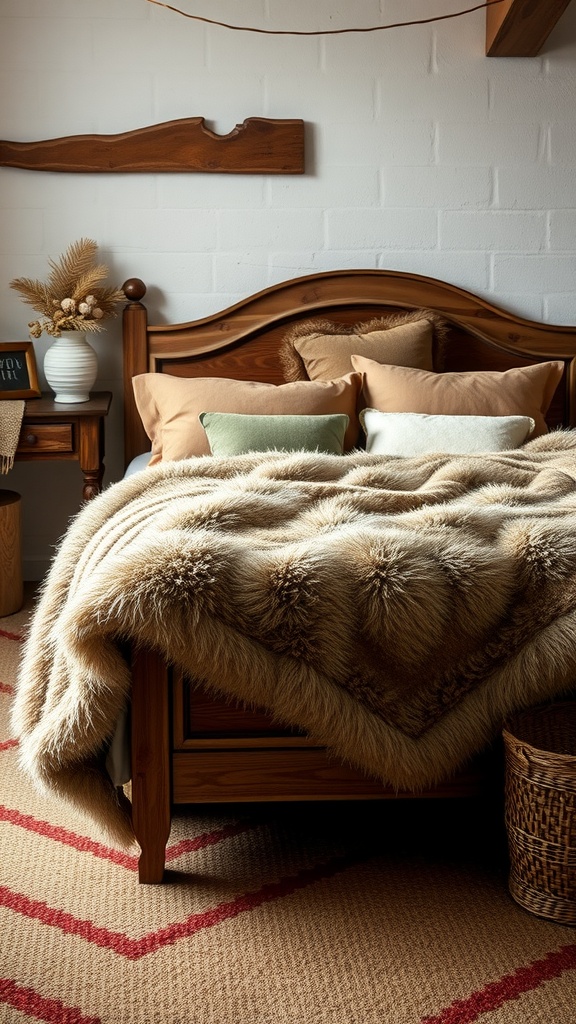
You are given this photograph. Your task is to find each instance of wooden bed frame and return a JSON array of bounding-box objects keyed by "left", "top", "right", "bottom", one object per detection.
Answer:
[{"left": 121, "top": 268, "right": 576, "bottom": 883}]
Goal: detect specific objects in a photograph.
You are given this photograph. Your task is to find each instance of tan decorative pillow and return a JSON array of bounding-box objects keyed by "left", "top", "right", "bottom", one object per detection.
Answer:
[
  {"left": 279, "top": 310, "right": 449, "bottom": 383},
  {"left": 133, "top": 372, "right": 363, "bottom": 463},
  {"left": 350, "top": 356, "right": 564, "bottom": 438}
]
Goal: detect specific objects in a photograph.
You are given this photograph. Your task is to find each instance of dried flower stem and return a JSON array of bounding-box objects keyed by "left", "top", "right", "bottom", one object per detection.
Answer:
[{"left": 10, "top": 239, "right": 124, "bottom": 338}]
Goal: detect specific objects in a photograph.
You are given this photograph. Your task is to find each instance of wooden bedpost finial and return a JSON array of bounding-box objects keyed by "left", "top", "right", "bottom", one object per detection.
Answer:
[{"left": 123, "top": 278, "right": 147, "bottom": 302}]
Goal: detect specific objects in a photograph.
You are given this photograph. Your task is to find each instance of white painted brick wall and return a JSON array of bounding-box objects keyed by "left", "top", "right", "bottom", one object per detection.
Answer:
[
  {"left": 1, "top": 0, "right": 575, "bottom": 576},
  {"left": 440, "top": 212, "right": 547, "bottom": 251}
]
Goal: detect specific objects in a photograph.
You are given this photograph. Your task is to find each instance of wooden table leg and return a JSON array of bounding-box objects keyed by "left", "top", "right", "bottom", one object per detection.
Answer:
[
  {"left": 0, "top": 490, "right": 23, "bottom": 615},
  {"left": 78, "top": 416, "right": 105, "bottom": 500}
]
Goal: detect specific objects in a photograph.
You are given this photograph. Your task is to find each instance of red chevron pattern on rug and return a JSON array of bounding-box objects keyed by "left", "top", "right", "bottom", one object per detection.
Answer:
[
  {"left": 0, "top": 630, "right": 21, "bottom": 643},
  {"left": 1, "top": 595, "right": 575, "bottom": 1024},
  {"left": 0, "top": 853, "right": 364, "bottom": 960},
  {"left": 0, "top": 805, "right": 255, "bottom": 872},
  {"left": 0, "top": 979, "right": 102, "bottom": 1024},
  {"left": 420, "top": 943, "right": 576, "bottom": 1023}
]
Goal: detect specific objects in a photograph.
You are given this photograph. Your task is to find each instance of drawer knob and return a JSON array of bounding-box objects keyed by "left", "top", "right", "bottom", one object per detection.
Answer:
[{"left": 24, "top": 433, "right": 38, "bottom": 445}]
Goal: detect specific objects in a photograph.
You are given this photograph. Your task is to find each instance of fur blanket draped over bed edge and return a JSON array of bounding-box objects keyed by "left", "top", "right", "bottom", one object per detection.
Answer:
[{"left": 12, "top": 432, "right": 576, "bottom": 848}]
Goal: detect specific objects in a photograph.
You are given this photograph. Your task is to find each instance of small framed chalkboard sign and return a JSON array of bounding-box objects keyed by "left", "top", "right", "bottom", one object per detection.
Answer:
[{"left": 0, "top": 342, "right": 41, "bottom": 399}]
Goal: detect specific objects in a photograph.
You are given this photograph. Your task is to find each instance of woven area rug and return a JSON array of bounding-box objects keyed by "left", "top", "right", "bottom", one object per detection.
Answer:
[{"left": 1, "top": 594, "right": 575, "bottom": 1024}]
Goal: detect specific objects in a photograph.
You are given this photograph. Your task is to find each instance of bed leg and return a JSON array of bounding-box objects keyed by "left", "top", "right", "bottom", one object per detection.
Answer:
[{"left": 130, "top": 645, "right": 171, "bottom": 883}]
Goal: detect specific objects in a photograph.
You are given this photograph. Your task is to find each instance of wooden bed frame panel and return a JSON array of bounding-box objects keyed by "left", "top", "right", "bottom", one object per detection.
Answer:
[{"left": 122, "top": 269, "right": 576, "bottom": 883}]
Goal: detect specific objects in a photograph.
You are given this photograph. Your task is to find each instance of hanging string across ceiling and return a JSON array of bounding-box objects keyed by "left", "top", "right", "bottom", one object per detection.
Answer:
[{"left": 144, "top": 0, "right": 506, "bottom": 36}]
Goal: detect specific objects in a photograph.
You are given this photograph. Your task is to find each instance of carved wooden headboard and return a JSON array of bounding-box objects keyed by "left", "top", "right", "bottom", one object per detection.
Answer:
[{"left": 121, "top": 269, "right": 576, "bottom": 467}]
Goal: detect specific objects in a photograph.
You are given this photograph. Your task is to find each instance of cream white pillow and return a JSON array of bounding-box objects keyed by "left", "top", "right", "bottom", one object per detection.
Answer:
[{"left": 359, "top": 410, "right": 535, "bottom": 457}]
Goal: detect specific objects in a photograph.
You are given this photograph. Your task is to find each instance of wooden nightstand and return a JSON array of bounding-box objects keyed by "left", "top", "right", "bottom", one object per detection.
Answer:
[{"left": 16, "top": 391, "right": 112, "bottom": 502}]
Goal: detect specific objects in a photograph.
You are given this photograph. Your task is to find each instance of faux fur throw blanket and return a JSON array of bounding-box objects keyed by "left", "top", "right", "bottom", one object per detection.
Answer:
[{"left": 12, "top": 433, "right": 576, "bottom": 848}]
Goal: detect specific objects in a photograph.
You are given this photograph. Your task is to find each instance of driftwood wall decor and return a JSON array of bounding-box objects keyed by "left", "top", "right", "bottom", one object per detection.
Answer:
[{"left": 0, "top": 117, "right": 305, "bottom": 174}]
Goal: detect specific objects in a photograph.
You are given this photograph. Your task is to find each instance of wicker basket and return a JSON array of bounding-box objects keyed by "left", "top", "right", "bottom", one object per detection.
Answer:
[{"left": 503, "top": 701, "right": 576, "bottom": 926}]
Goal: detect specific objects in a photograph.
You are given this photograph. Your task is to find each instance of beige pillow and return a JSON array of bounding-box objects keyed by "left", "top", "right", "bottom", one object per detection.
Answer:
[
  {"left": 279, "top": 310, "right": 449, "bottom": 383},
  {"left": 351, "top": 356, "right": 564, "bottom": 438},
  {"left": 133, "top": 372, "right": 363, "bottom": 463}
]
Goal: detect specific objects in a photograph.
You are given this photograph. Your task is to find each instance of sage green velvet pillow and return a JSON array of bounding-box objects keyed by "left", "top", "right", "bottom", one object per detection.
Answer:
[{"left": 199, "top": 411, "right": 350, "bottom": 456}]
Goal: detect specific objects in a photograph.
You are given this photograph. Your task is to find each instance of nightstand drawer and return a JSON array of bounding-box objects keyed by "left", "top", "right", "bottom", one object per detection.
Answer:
[
  {"left": 17, "top": 392, "right": 111, "bottom": 502},
  {"left": 17, "top": 423, "right": 74, "bottom": 453}
]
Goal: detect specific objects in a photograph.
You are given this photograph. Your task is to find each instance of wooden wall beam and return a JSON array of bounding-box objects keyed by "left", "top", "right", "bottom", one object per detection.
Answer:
[
  {"left": 486, "top": 0, "right": 573, "bottom": 57},
  {"left": 0, "top": 117, "right": 305, "bottom": 174}
]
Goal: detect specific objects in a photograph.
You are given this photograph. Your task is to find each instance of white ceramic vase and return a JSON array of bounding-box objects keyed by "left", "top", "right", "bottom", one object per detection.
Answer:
[{"left": 43, "top": 330, "right": 98, "bottom": 404}]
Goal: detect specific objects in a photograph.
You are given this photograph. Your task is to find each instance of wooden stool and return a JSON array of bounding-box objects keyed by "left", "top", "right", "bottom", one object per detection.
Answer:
[{"left": 0, "top": 490, "right": 23, "bottom": 616}]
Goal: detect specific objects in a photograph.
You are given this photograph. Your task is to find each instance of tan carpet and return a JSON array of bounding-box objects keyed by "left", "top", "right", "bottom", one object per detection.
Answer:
[{"left": 1, "top": 593, "right": 575, "bottom": 1024}]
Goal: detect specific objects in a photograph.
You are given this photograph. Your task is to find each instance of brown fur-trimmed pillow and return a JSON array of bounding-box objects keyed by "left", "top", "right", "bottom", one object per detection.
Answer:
[{"left": 279, "top": 309, "right": 450, "bottom": 383}]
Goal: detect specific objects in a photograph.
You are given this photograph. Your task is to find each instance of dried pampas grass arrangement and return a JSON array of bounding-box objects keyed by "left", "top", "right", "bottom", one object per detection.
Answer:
[{"left": 10, "top": 238, "right": 124, "bottom": 338}]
